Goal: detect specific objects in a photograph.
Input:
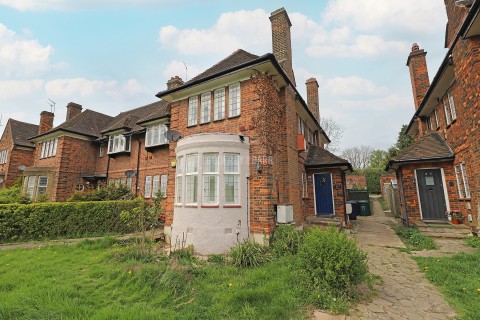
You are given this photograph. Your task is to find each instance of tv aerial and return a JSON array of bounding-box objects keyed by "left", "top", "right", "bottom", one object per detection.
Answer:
[{"left": 47, "top": 99, "right": 56, "bottom": 113}]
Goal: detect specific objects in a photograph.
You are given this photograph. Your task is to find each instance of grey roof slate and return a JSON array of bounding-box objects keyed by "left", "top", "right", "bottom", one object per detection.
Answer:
[
  {"left": 305, "top": 146, "right": 352, "bottom": 171},
  {"left": 389, "top": 133, "right": 454, "bottom": 163},
  {"left": 9, "top": 119, "right": 38, "bottom": 147}
]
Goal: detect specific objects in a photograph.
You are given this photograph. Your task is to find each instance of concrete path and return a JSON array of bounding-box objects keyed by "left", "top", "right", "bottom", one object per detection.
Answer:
[{"left": 345, "top": 197, "right": 457, "bottom": 320}]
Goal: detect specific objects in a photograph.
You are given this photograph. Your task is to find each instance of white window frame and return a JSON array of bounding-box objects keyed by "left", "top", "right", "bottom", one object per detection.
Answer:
[
  {"left": 228, "top": 83, "right": 241, "bottom": 117},
  {"left": 144, "top": 176, "right": 152, "bottom": 199},
  {"left": 108, "top": 134, "right": 131, "bottom": 154},
  {"left": 454, "top": 164, "right": 464, "bottom": 198},
  {"left": 203, "top": 153, "right": 219, "bottom": 205},
  {"left": 36, "top": 176, "right": 48, "bottom": 196},
  {"left": 0, "top": 149, "right": 8, "bottom": 164},
  {"left": 460, "top": 162, "right": 471, "bottom": 198},
  {"left": 152, "top": 175, "right": 160, "bottom": 198},
  {"left": 185, "top": 154, "right": 198, "bottom": 205},
  {"left": 40, "top": 142, "right": 46, "bottom": 159},
  {"left": 434, "top": 108, "right": 439, "bottom": 129},
  {"left": 201, "top": 92, "right": 211, "bottom": 124},
  {"left": 26, "top": 176, "right": 36, "bottom": 199},
  {"left": 224, "top": 153, "right": 240, "bottom": 205},
  {"left": 214, "top": 88, "right": 225, "bottom": 121},
  {"left": 160, "top": 174, "right": 168, "bottom": 198},
  {"left": 175, "top": 156, "right": 184, "bottom": 204},
  {"left": 447, "top": 89, "right": 456, "bottom": 121},
  {"left": 145, "top": 123, "right": 168, "bottom": 147},
  {"left": 443, "top": 96, "right": 452, "bottom": 125},
  {"left": 188, "top": 96, "right": 198, "bottom": 126}
]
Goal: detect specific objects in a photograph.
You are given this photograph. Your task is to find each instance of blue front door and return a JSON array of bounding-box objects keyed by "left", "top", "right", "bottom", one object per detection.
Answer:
[{"left": 314, "top": 173, "right": 334, "bottom": 215}]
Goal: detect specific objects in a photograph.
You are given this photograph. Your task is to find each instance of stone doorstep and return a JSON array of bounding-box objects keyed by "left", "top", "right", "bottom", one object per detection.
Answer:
[
  {"left": 306, "top": 216, "right": 343, "bottom": 228},
  {"left": 413, "top": 220, "right": 472, "bottom": 239}
]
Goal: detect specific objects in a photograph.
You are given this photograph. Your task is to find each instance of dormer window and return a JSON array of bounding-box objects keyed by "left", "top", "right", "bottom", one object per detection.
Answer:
[
  {"left": 145, "top": 123, "right": 168, "bottom": 147},
  {"left": 108, "top": 134, "right": 131, "bottom": 154}
]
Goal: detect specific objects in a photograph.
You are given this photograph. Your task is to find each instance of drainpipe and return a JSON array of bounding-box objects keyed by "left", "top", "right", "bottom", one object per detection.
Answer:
[
  {"left": 398, "top": 168, "right": 409, "bottom": 227},
  {"left": 135, "top": 138, "right": 142, "bottom": 197},
  {"left": 105, "top": 156, "right": 111, "bottom": 181},
  {"left": 246, "top": 176, "right": 250, "bottom": 240},
  {"left": 341, "top": 169, "right": 348, "bottom": 225}
]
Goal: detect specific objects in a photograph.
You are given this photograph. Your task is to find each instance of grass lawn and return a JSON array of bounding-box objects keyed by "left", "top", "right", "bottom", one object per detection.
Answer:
[
  {"left": 0, "top": 238, "right": 308, "bottom": 320},
  {"left": 414, "top": 249, "right": 480, "bottom": 320},
  {"left": 391, "top": 224, "right": 437, "bottom": 251}
]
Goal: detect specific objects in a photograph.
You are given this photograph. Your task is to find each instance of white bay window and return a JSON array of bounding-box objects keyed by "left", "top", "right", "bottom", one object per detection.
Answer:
[
  {"left": 203, "top": 153, "right": 218, "bottom": 204},
  {"left": 145, "top": 123, "right": 168, "bottom": 147},
  {"left": 108, "top": 134, "right": 131, "bottom": 154}
]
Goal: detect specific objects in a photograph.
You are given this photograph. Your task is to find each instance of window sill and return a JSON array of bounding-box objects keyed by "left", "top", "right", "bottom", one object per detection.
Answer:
[
  {"left": 107, "top": 151, "right": 131, "bottom": 158},
  {"left": 199, "top": 121, "right": 211, "bottom": 126},
  {"left": 223, "top": 205, "right": 241, "bottom": 208},
  {"left": 145, "top": 143, "right": 168, "bottom": 151},
  {"left": 213, "top": 118, "right": 225, "bottom": 122},
  {"left": 201, "top": 205, "right": 219, "bottom": 208},
  {"left": 228, "top": 114, "right": 241, "bottom": 120},
  {"left": 187, "top": 124, "right": 197, "bottom": 128},
  {"left": 185, "top": 204, "right": 198, "bottom": 208}
]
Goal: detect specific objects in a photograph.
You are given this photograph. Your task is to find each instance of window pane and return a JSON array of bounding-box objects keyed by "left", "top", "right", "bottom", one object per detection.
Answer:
[
  {"left": 228, "top": 83, "right": 240, "bottom": 117},
  {"left": 145, "top": 176, "right": 152, "bottom": 198},
  {"left": 177, "top": 156, "right": 184, "bottom": 175},
  {"left": 159, "top": 124, "right": 167, "bottom": 144},
  {"left": 146, "top": 127, "right": 153, "bottom": 146},
  {"left": 443, "top": 97, "right": 451, "bottom": 125},
  {"left": 153, "top": 125, "right": 160, "bottom": 145},
  {"left": 160, "top": 174, "right": 168, "bottom": 197},
  {"left": 186, "top": 154, "right": 198, "bottom": 173},
  {"left": 186, "top": 175, "right": 198, "bottom": 203},
  {"left": 41, "top": 142, "right": 46, "bottom": 159},
  {"left": 188, "top": 96, "right": 198, "bottom": 126},
  {"left": 27, "top": 176, "right": 36, "bottom": 198},
  {"left": 225, "top": 174, "right": 239, "bottom": 204},
  {"left": 176, "top": 176, "right": 182, "bottom": 203},
  {"left": 461, "top": 163, "right": 471, "bottom": 198},
  {"left": 203, "top": 154, "right": 218, "bottom": 173},
  {"left": 203, "top": 175, "right": 218, "bottom": 204},
  {"left": 37, "top": 176, "right": 48, "bottom": 195},
  {"left": 201, "top": 93, "right": 211, "bottom": 123},
  {"left": 152, "top": 175, "right": 160, "bottom": 198},
  {"left": 224, "top": 153, "right": 239, "bottom": 173},
  {"left": 448, "top": 90, "right": 456, "bottom": 120},
  {"left": 214, "top": 88, "right": 225, "bottom": 121},
  {"left": 454, "top": 165, "right": 464, "bottom": 198}
]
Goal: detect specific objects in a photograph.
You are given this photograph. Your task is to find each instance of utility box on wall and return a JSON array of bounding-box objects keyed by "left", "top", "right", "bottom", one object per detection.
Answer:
[{"left": 277, "top": 205, "right": 293, "bottom": 223}]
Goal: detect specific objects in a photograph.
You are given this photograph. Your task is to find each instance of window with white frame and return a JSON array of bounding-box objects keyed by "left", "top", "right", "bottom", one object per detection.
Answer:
[
  {"left": 228, "top": 83, "right": 240, "bottom": 117},
  {"left": 0, "top": 149, "right": 8, "bottom": 164},
  {"left": 145, "top": 123, "right": 168, "bottom": 147},
  {"left": 442, "top": 89, "right": 456, "bottom": 125},
  {"left": 144, "top": 176, "right": 152, "bottom": 198},
  {"left": 108, "top": 134, "right": 131, "bottom": 154},
  {"left": 214, "top": 88, "right": 225, "bottom": 121},
  {"left": 36, "top": 176, "right": 48, "bottom": 196},
  {"left": 176, "top": 156, "right": 183, "bottom": 204},
  {"left": 185, "top": 154, "right": 198, "bottom": 204},
  {"left": 26, "top": 176, "right": 36, "bottom": 198},
  {"left": 203, "top": 153, "right": 219, "bottom": 204},
  {"left": 455, "top": 162, "right": 471, "bottom": 198},
  {"left": 40, "top": 138, "right": 58, "bottom": 159},
  {"left": 434, "top": 109, "right": 439, "bottom": 128},
  {"left": 224, "top": 153, "right": 240, "bottom": 204},
  {"left": 201, "top": 92, "right": 211, "bottom": 123},
  {"left": 160, "top": 174, "right": 168, "bottom": 198},
  {"left": 152, "top": 175, "right": 160, "bottom": 198},
  {"left": 188, "top": 96, "right": 198, "bottom": 126}
]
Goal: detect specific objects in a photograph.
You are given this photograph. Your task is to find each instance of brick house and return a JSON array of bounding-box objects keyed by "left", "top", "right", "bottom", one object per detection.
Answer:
[
  {"left": 0, "top": 119, "right": 38, "bottom": 188},
  {"left": 387, "top": 0, "right": 480, "bottom": 228},
  {"left": 11, "top": 7, "right": 351, "bottom": 253}
]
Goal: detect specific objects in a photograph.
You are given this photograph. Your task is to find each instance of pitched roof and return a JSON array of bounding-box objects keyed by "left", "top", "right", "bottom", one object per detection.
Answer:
[
  {"left": 186, "top": 49, "right": 260, "bottom": 84},
  {"left": 101, "top": 100, "right": 170, "bottom": 134},
  {"left": 387, "top": 133, "right": 454, "bottom": 170},
  {"left": 9, "top": 119, "right": 38, "bottom": 148},
  {"left": 305, "top": 146, "right": 353, "bottom": 172}
]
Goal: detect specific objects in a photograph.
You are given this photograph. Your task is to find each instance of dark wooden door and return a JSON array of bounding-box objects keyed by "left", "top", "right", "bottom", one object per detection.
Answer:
[
  {"left": 314, "top": 173, "right": 334, "bottom": 215},
  {"left": 417, "top": 169, "right": 447, "bottom": 220}
]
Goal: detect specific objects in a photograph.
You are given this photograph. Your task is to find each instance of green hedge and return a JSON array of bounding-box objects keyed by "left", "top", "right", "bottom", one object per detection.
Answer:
[{"left": 0, "top": 200, "right": 140, "bottom": 242}]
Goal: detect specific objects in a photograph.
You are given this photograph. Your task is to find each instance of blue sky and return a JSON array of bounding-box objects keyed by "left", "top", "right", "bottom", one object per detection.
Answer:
[{"left": 0, "top": 0, "right": 448, "bottom": 152}]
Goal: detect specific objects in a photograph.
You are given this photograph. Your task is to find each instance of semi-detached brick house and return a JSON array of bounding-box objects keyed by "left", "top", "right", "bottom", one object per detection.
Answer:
[
  {"left": 387, "top": 0, "right": 480, "bottom": 230},
  {"left": 10, "top": 7, "right": 352, "bottom": 254}
]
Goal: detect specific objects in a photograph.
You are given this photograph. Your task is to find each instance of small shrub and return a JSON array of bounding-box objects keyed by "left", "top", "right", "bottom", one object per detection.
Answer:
[
  {"left": 465, "top": 237, "right": 480, "bottom": 248},
  {"left": 0, "top": 186, "right": 30, "bottom": 204},
  {"left": 393, "top": 224, "right": 436, "bottom": 250},
  {"left": 207, "top": 254, "right": 226, "bottom": 264},
  {"left": 67, "top": 185, "right": 134, "bottom": 202},
  {"left": 297, "top": 226, "right": 367, "bottom": 308},
  {"left": 229, "top": 241, "right": 271, "bottom": 268},
  {"left": 270, "top": 225, "right": 302, "bottom": 257}
]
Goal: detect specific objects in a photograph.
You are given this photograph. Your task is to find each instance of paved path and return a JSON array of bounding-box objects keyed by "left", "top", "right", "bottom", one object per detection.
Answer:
[{"left": 345, "top": 197, "right": 456, "bottom": 320}]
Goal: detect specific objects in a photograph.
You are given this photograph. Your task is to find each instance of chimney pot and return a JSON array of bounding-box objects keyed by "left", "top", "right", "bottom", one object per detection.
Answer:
[
  {"left": 66, "top": 102, "right": 83, "bottom": 121},
  {"left": 411, "top": 43, "right": 420, "bottom": 52}
]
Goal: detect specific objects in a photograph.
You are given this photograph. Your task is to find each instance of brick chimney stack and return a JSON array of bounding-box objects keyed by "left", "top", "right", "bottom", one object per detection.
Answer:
[
  {"left": 270, "top": 7, "right": 296, "bottom": 86},
  {"left": 444, "top": 0, "right": 470, "bottom": 48},
  {"left": 38, "top": 111, "right": 54, "bottom": 135},
  {"left": 66, "top": 102, "right": 82, "bottom": 121},
  {"left": 406, "top": 43, "right": 430, "bottom": 110},
  {"left": 167, "top": 76, "right": 184, "bottom": 90},
  {"left": 305, "top": 78, "right": 320, "bottom": 123}
]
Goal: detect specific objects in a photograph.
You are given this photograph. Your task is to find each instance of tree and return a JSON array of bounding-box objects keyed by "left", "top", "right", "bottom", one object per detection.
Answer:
[
  {"left": 340, "top": 145, "right": 374, "bottom": 169},
  {"left": 385, "top": 124, "right": 414, "bottom": 162},
  {"left": 320, "top": 117, "right": 344, "bottom": 153},
  {"left": 369, "top": 149, "right": 389, "bottom": 169}
]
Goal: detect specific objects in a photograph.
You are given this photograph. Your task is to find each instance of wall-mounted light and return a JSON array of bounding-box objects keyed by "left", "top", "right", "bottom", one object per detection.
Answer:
[
  {"left": 171, "top": 159, "right": 177, "bottom": 168},
  {"left": 165, "top": 121, "right": 171, "bottom": 128}
]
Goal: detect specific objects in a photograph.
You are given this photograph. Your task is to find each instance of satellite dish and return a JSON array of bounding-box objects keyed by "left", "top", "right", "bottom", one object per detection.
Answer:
[
  {"left": 165, "top": 130, "right": 181, "bottom": 142},
  {"left": 18, "top": 165, "right": 26, "bottom": 171},
  {"left": 125, "top": 170, "right": 136, "bottom": 178}
]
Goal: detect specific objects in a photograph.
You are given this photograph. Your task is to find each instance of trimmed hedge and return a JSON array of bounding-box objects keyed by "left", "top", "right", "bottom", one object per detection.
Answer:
[{"left": 0, "top": 200, "right": 140, "bottom": 242}]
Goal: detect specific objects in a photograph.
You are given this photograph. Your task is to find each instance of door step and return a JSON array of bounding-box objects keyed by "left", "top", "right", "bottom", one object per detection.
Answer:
[
  {"left": 306, "top": 216, "right": 343, "bottom": 229},
  {"left": 413, "top": 221, "right": 472, "bottom": 239}
]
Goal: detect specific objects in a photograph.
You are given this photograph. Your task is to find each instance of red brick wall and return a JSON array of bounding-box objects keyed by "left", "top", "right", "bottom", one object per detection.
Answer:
[
  {"left": 407, "top": 46, "right": 430, "bottom": 110},
  {"left": 346, "top": 174, "right": 367, "bottom": 190},
  {"left": 444, "top": 0, "right": 469, "bottom": 48}
]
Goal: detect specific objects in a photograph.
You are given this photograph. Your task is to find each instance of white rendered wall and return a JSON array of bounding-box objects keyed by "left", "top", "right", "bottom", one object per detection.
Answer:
[{"left": 171, "top": 133, "right": 250, "bottom": 255}]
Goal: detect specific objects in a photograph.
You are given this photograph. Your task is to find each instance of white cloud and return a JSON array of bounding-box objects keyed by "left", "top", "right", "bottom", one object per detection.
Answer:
[
  {"left": 323, "top": 0, "right": 445, "bottom": 35},
  {"left": 159, "top": 9, "right": 270, "bottom": 55},
  {"left": 0, "top": 23, "right": 54, "bottom": 76},
  {"left": 321, "top": 76, "right": 388, "bottom": 96},
  {"left": 0, "top": 79, "right": 44, "bottom": 100},
  {"left": 45, "top": 78, "right": 117, "bottom": 98},
  {"left": 0, "top": 0, "right": 178, "bottom": 11}
]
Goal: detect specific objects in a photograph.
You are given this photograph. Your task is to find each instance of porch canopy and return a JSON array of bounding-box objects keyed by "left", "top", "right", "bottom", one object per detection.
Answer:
[
  {"left": 305, "top": 146, "right": 353, "bottom": 172},
  {"left": 386, "top": 133, "right": 455, "bottom": 171}
]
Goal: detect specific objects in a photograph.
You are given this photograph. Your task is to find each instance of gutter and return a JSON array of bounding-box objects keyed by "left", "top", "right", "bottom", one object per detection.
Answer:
[
  {"left": 386, "top": 155, "right": 455, "bottom": 171},
  {"left": 29, "top": 128, "right": 99, "bottom": 141}
]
